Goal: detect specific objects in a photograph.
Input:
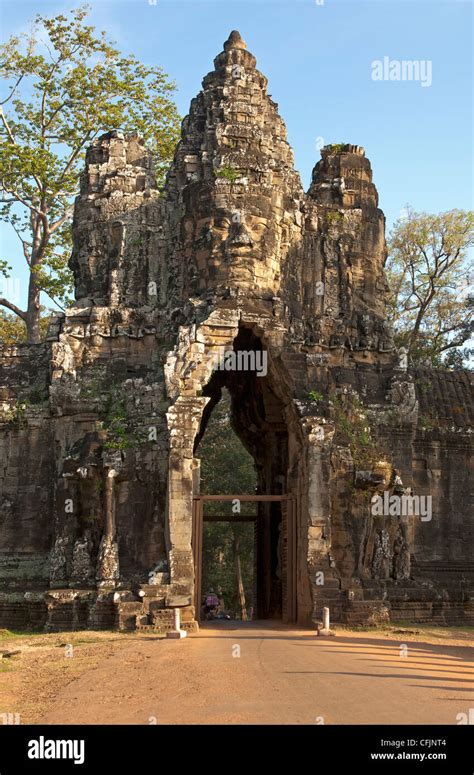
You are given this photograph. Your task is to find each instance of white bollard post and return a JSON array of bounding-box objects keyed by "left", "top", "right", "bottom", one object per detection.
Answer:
[
  {"left": 323, "top": 607, "right": 330, "bottom": 631},
  {"left": 317, "top": 606, "right": 333, "bottom": 637},
  {"left": 166, "top": 607, "right": 187, "bottom": 639}
]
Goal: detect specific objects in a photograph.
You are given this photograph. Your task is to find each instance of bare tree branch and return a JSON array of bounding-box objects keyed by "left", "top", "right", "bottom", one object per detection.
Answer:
[{"left": 0, "top": 297, "right": 26, "bottom": 320}]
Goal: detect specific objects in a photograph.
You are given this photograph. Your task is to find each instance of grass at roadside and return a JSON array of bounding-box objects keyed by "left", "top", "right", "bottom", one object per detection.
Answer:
[
  {"left": 334, "top": 622, "right": 474, "bottom": 646},
  {"left": 0, "top": 629, "right": 165, "bottom": 723}
]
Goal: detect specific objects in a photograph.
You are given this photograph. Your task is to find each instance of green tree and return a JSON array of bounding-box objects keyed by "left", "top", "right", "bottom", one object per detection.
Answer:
[
  {"left": 0, "top": 309, "right": 30, "bottom": 345},
  {"left": 0, "top": 5, "right": 180, "bottom": 343},
  {"left": 387, "top": 208, "right": 474, "bottom": 367},
  {"left": 0, "top": 309, "right": 51, "bottom": 345},
  {"left": 198, "top": 389, "right": 257, "bottom": 618}
]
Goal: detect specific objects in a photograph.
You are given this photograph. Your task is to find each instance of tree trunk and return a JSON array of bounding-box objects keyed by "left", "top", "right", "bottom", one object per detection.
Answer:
[
  {"left": 233, "top": 533, "right": 247, "bottom": 621},
  {"left": 25, "top": 272, "right": 41, "bottom": 344}
]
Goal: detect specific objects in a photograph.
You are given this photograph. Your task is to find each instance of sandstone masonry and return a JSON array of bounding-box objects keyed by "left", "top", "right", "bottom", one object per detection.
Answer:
[{"left": 0, "top": 32, "right": 472, "bottom": 632}]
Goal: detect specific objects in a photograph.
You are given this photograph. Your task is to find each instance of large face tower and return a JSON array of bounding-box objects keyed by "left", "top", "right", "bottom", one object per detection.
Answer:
[{"left": 161, "top": 31, "right": 305, "bottom": 308}]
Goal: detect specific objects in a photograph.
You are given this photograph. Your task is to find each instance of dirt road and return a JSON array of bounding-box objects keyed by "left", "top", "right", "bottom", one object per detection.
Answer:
[{"left": 39, "top": 622, "right": 473, "bottom": 725}]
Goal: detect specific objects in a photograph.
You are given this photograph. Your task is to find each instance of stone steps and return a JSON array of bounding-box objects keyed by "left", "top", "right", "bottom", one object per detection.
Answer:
[
  {"left": 390, "top": 600, "right": 474, "bottom": 625},
  {"left": 344, "top": 600, "right": 389, "bottom": 626},
  {"left": 136, "top": 620, "right": 198, "bottom": 634},
  {"left": 312, "top": 588, "right": 344, "bottom": 600}
]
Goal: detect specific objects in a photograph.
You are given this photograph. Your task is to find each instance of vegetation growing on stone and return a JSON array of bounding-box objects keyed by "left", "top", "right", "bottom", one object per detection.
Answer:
[
  {"left": 324, "top": 210, "right": 344, "bottom": 227},
  {"left": 215, "top": 165, "right": 241, "bottom": 183},
  {"left": 328, "top": 143, "right": 346, "bottom": 154},
  {"left": 330, "top": 391, "right": 387, "bottom": 470},
  {"left": 308, "top": 389, "right": 324, "bottom": 403}
]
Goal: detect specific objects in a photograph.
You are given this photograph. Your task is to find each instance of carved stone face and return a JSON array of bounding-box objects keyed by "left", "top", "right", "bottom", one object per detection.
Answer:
[
  {"left": 215, "top": 210, "right": 270, "bottom": 261},
  {"left": 181, "top": 186, "right": 292, "bottom": 296},
  {"left": 188, "top": 208, "right": 271, "bottom": 258}
]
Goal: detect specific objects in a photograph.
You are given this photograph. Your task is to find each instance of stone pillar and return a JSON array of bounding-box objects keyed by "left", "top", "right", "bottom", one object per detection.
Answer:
[
  {"left": 306, "top": 418, "right": 334, "bottom": 555},
  {"left": 96, "top": 468, "right": 120, "bottom": 584},
  {"left": 49, "top": 476, "right": 78, "bottom": 587},
  {"left": 165, "top": 396, "right": 209, "bottom": 601},
  {"left": 302, "top": 415, "right": 336, "bottom": 621},
  {"left": 104, "top": 468, "right": 117, "bottom": 540},
  {"left": 192, "top": 458, "right": 201, "bottom": 495}
]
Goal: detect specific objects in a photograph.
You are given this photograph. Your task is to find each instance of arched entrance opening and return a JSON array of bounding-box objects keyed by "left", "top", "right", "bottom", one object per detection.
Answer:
[{"left": 192, "top": 326, "right": 297, "bottom": 623}]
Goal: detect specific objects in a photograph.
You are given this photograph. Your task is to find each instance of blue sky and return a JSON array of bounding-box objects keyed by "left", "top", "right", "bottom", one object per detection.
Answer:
[{"left": 0, "top": 0, "right": 472, "bottom": 310}]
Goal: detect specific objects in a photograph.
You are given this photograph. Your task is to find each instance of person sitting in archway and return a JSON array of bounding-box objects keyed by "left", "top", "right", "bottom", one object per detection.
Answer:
[{"left": 204, "top": 588, "right": 220, "bottom": 617}]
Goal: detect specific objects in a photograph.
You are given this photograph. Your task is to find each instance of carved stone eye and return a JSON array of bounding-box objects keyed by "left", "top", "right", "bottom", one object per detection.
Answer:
[{"left": 214, "top": 217, "right": 231, "bottom": 230}]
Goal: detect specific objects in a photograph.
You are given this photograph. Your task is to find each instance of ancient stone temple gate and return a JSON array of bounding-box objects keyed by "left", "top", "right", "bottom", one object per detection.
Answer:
[{"left": 0, "top": 32, "right": 473, "bottom": 632}]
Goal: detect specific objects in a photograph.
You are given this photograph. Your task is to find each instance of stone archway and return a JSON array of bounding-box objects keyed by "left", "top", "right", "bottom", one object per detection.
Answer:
[{"left": 164, "top": 313, "right": 309, "bottom": 625}]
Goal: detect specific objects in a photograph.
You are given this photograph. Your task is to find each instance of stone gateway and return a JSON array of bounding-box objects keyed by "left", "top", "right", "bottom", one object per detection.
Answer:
[{"left": 0, "top": 32, "right": 472, "bottom": 632}]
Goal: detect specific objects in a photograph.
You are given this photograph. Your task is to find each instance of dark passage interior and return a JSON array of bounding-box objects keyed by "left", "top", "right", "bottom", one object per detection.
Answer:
[{"left": 193, "top": 327, "right": 293, "bottom": 621}]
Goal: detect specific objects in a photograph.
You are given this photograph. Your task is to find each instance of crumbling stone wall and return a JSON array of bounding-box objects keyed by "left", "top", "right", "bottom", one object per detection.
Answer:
[{"left": 0, "top": 31, "right": 472, "bottom": 631}]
